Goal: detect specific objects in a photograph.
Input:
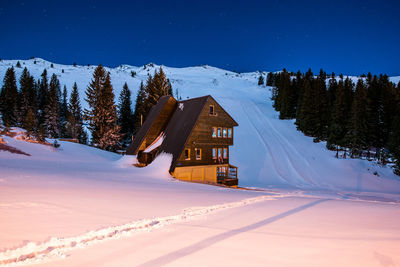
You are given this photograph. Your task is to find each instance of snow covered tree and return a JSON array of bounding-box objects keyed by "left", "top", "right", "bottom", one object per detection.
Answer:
[
  {"left": 85, "top": 65, "right": 120, "bottom": 150},
  {"left": 0, "top": 67, "right": 19, "bottom": 127},
  {"left": 44, "top": 74, "right": 61, "bottom": 138},
  {"left": 67, "top": 82, "right": 84, "bottom": 141},
  {"left": 118, "top": 82, "right": 133, "bottom": 146},
  {"left": 97, "top": 73, "right": 121, "bottom": 150}
]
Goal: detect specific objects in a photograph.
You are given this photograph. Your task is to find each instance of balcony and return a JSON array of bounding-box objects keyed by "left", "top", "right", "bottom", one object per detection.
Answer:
[{"left": 217, "top": 164, "right": 238, "bottom": 186}]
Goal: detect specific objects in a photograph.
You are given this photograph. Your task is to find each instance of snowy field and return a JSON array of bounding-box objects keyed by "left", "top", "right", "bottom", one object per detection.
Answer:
[{"left": 1, "top": 59, "right": 400, "bottom": 266}]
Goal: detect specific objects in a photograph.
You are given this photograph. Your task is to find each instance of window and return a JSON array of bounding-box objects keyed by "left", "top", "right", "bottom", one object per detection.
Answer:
[
  {"left": 195, "top": 148, "right": 201, "bottom": 160},
  {"left": 212, "top": 127, "right": 217, "bottom": 138},
  {"left": 184, "top": 148, "right": 190, "bottom": 160},
  {"left": 212, "top": 148, "right": 217, "bottom": 159},
  {"left": 218, "top": 148, "right": 222, "bottom": 159},
  {"left": 222, "top": 128, "right": 227, "bottom": 138},
  {"left": 228, "top": 128, "right": 232, "bottom": 138},
  {"left": 217, "top": 127, "right": 222, "bottom": 138},
  {"left": 223, "top": 148, "right": 228, "bottom": 159},
  {"left": 209, "top": 105, "right": 214, "bottom": 115}
]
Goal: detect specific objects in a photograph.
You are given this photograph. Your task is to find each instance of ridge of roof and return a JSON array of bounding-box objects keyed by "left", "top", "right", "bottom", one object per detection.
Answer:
[
  {"left": 178, "top": 95, "right": 210, "bottom": 103},
  {"left": 159, "top": 95, "right": 210, "bottom": 172}
]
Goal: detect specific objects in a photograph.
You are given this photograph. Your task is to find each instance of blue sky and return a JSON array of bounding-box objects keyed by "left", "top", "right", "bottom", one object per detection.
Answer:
[{"left": 0, "top": 0, "right": 399, "bottom": 75}]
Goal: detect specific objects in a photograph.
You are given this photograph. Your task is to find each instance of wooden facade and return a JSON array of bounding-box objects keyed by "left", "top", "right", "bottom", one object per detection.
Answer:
[{"left": 126, "top": 95, "right": 239, "bottom": 186}]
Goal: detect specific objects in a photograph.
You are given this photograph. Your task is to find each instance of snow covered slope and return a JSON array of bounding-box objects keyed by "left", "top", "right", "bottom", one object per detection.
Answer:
[
  {"left": 1, "top": 58, "right": 400, "bottom": 194},
  {"left": 1, "top": 134, "right": 399, "bottom": 266}
]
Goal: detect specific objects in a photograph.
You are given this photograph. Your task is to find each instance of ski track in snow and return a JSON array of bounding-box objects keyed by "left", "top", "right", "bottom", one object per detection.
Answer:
[
  {"left": 240, "top": 101, "right": 290, "bottom": 185},
  {"left": 241, "top": 100, "right": 313, "bottom": 188},
  {"left": 252, "top": 102, "right": 320, "bottom": 187},
  {"left": 0, "top": 195, "right": 279, "bottom": 266}
]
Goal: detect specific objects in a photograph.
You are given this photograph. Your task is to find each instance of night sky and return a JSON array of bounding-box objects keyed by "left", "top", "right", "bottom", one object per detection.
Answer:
[{"left": 1, "top": 0, "right": 399, "bottom": 75}]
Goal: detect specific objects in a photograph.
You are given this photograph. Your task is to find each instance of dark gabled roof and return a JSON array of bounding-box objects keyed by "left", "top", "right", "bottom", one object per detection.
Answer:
[
  {"left": 126, "top": 95, "right": 174, "bottom": 155},
  {"left": 158, "top": 95, "right": 210, "bottom": 172}
]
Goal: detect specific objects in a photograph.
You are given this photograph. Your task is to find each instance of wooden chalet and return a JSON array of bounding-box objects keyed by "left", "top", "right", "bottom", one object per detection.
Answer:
[{"left": 126, "top": 95, "right": 239, "bottom": 186}]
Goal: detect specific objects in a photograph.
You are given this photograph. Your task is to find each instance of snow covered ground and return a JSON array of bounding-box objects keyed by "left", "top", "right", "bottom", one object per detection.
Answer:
[{"left": 0, "top": 59, "right": 400, "bottom": 266}]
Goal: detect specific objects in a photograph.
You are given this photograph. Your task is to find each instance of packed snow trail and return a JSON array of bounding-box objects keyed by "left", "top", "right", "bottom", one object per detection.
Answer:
[
  {"left": 0, "top": 195, "right": 278, "bottom": 266},
  {"left": 33, "top": 196, "right": 400, "bottom": 267}
]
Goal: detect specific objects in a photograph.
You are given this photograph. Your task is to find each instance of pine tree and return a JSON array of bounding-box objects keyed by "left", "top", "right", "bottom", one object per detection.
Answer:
[
  {"left": 0, "top": 67, "right": 19, "bottom": 126},
  {"left": 59, "top": 85, "right": 69, "bottom": 137},
  {"left": 23, "top": 108, "right": 36, "bottom": 138},
  {"left": 97, "top": 72, "right": 121, "bottom": 150},
  {"left": 118, "top": 82, "right": 133, "bottom": 146},
  {"left": 313, "top": 69, "right": 329, "bottom": 141},
  {"left": 266, "top": 72, "right": 274, "bottom": 86},
  {"left": 389, "top": 113, "right": 400, "bottom": 174},
  {"left": 366, "top": 75, "right": 383, "bottom": 157},
  {"left": 348, "top": 79, "right": 368, "bottom": 157},
  {"left": 132, "top": 81, "right": 146, "bottom": 134},
  {"left": 85, "top": 65, "right": 120, "bottom": 150},
  {"left": 258, "top": 74, "right": 264, "bottom": 85},
  {"left": 327, "top": 79, "right": 349, "bottom": 156},
  {"left": 19, "top": 68, "right": 37, "bottom": 125},
  {"left": 37, "top": 69, "right": 48, "bottom": 125},
  {"left": 35, "top": 124, "right": 46, "bottom": 143},
  {"left": 296, "top": 79, "right": 316, "bottom": 135},
  {"left": 85, "top": 65, "right": 106, "bottom": 145},
  {"left": 67, "top": 82, "right": 83, "bottom": 141},
  {"left": 44, "top": 74, "right": 61, "bottom": 138},
  {"left": 276, "top": 70, "right": 295, "bottom": 119},
  {"left": 143, "top": 67, "right": 173, "bottom": 120},
  {"left": 16, "top": 61, "right": 21, "bottom": 68},
  {"left": 294, "top": 71, "right": 304, "bottom": 120}
]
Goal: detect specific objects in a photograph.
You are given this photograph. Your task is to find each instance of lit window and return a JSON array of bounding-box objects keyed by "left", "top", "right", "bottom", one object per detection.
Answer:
[
  {"left": 218, "top": 148, "right": 222, "bottom": 159},
  {"left": 209, "top": 105, "right": 214, "bottom": 115},
  {"left": 223, "top": 148, "right": 228, "bottom": 159},
  {"left": 223, "top": 128, "right": 227, "bottom": 138},
  {"left": 212, "top": 148, "right": 217, "bottom": 159},
  {"left": 228, "top": 128, "right": 232, "bottom": 138},
  {"left": 195, "top": 148, "right": 201, "bottom": 160},
  {"left": 184, "top": 148, "right": 190, "bottom": 160},
  {"left": 212, "top": 127, "right": 217, "bottom": 138},
  {"left": 217, "top": 127, "right": 222, "bottom": 137}
]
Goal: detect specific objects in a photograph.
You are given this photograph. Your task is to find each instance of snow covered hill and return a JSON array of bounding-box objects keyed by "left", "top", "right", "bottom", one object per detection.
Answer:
[
  {"left": 0, "top": 134, "right": 399, "bottom": 266},
  {"left": 1, "top": 58, "right": 400, "bottom": 194}
]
